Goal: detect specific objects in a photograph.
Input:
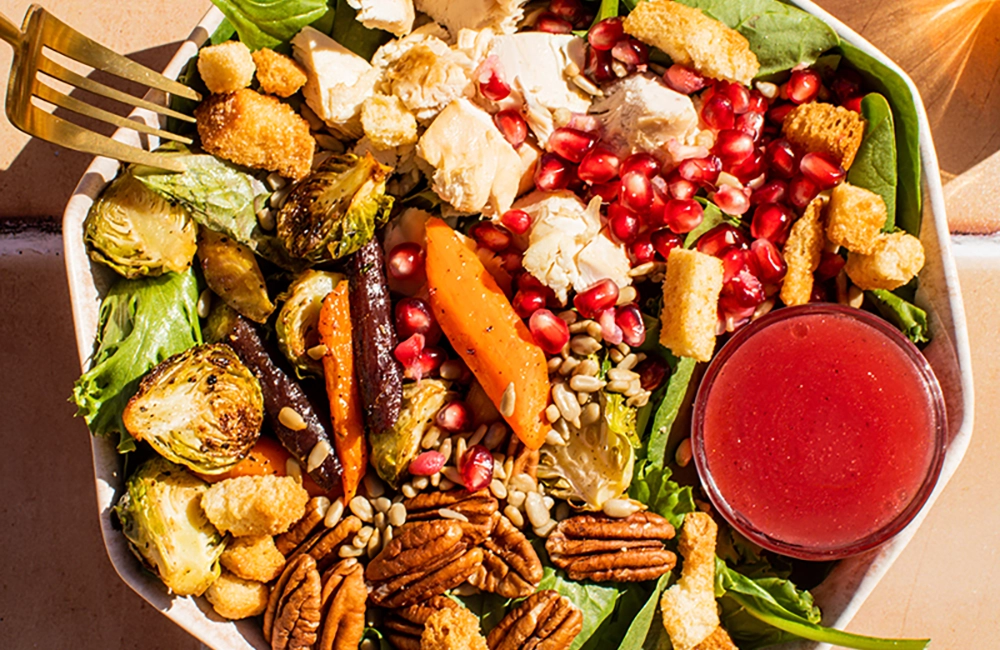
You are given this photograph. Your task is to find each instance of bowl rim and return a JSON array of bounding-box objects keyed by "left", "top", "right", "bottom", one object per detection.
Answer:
[{"left": 60, "top": 4, "right": 976, "bottom": 649}]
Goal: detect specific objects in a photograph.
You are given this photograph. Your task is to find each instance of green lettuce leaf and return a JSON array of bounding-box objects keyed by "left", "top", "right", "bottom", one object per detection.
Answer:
[
  {"left": 538, "top": 565, "right": 621, "bottom": 650},
  {"left": 331, "top": 0, "right": 392, "bottom": 60},
  {"left": 647, "top": 355, "right": 696, "bottom": 466},
  {"left": 867, "top": 289, "right": 930, "bottom": 344},
  {"left": 450, "top": 592, "right": 510, "bottom": 636},
  {"left": 684, "top": 199, "right": 732, "bottom": 248},
  {"left": 618, "top": 573, "right": 671, "bottom": 649},
  {"left": 629, "top": 462, "right": 697, "bottom": 529},
  {"left": 848, "top": 93, "right": 898, "bottom": 230},
  {"left": 71, "top": 270, "right": 202, "bottom": 452},
  {"left": 209, "top": 0, "right": 329, "bottom": 51}
]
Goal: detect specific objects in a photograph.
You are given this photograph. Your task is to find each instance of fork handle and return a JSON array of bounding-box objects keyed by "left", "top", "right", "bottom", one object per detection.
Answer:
[{"left": 0, "top": 11, "right": 23, "bottom": 48}]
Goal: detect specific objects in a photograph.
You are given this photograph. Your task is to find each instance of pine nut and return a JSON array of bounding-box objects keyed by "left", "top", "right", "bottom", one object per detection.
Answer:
[
  {"left": 420, "top": 425, "right": 442, "bottom": 449},
  {"left": 500, "top": 382, "right": 516, "bottom": 418},
  {"left": 502, "top": 458, "right": 515, "bottom": 484},
  {"left": 374, "top": 512, "right": 386, "bottom": 530},
  {"left": 545, "top": 429, "right": 567, "bottom": 447},
  {"left": 278, "top": 407, "right": 308, "bottom": 431},
  {"left": 525, "top": 492, "right": 551, "bottom": 528},
  {"left": 439, "top": 438, "right": 453, "bottom": 463},
  {"left": 552, "top": 417, "right": 570, "bottom": 439},
  {"left": 504, "top": 505, "right": 525, "bottom": 528},
  {"left": 493, "top": 458, "right": 507, "bottom": 480},
  {"left": 430, "top": 471, "right": 441, "bottom": 487},
  {"left": 580, "top": 402, "right": 601, "bottom": 426},
  {"left": 339, "top": 544, "right": 364, "bottom": 558},
  {"left": 555, "top": 501, "right": 571, "bottom": 522},
  {"left": 367, "top": 527, "right": 382, "bottom": 558},
  {"left": 626, "top": 378, "right": 643, "bottom": 397},
  {"left": 387, "top": 503, "right": 407, "bottom": 528},
  {"left": 440, "top": 359, "right": 464, "bottom": 380},
  {"left": 349, "top": 496, "right": 374, "bottom": 523},
  {"left": 489, "top": 479, "right": 508, "bottom": 500},
  {"left": 307, "top": 440, "right": 332, "bottom": 472},
  {"left": 602, "top": 498, "right": 642, "bottom": 518},
  {"left": 616, "top": 285, "right": 637, "bottom": 306},
  {"left": 383, "top": 525, "right": 393, "bottom": 545},
  {"left": 438, "top": 508, "right": 469, "bottom": 522},
  {"left": 629, "top": 261, "right": 658, "bottom": 277},
  {"left": 197, "top": 289, "right": 212, "bottom": 319},
  {"left": 324, "top": 499, "right": 345, "bottom": 528},
  {"left": 533, "top": 519, "right": 558, "bottom": 537},
  {"left": 543, "top": 496, "right": 555, "bottom": 509},
  {"left": 361, "top": 638, "right": 378, "bottom": 650},
  {"left": 569, "top": 375, "right": 604, "bottom": 392},
  {"left": 452, "top": 582, "right": 481, "bottom": 597},
  {"left": 484, "top": 423, "right": 508, "bottom": 450},
  {"left": 454, "top": 436, "right": 468, "bottom": 465},
  {"left": 848, "top": 286, "right": 864, "bottom": 309},
  {"left": 285, "top": 458, "right": 302, "bottom": 480},
  {"left": 511, "top": 473, "right": 537, "bottom": 493},
  {"left": 306, "top": 344, "right": 328, "bottom": 360},
  {"left": 442, "top": 466, "right": 462, "bottom": 485},
  {"left": 412, "top": 476, "right": 429, "bottom": 490},
  {"left": 570, "top": 335, "right": 601, "bottom": 356},
  {"left": 557, "top": 310, "right": 578, "bottom": 324},
  {"left": 468, "top": 424, "right": 488, "bottom": 448},
  {"left": 439, "top": 478, "right": 455, "bottom": 491},
  {"left": 675, "top": 438, "right": 693, "bottom": 467},
  {"left": 577, "top": 391, "right": 590, "bottom": 405},
  {"left": 354, "top": 526, "right": 374, "bottom": 547},
  {"left": 558, "top": 356, "right": 580, "bottom": 375},
  {"left": 756, "top": 80, "right": 779, "bottom": 99},
  {"left": 508, "top": 489, "right": 526, "bottom": 508},
  {"left": 617, "top": 342, "right": 631, "bottom": 355},
  {"left": 256, "top": 207, "right": 275, "bottom": 231},
  {"left": 373, "top": 497, "right": 391, "bottom": 514},
  {"left": 401, "top": 483, "right": 417, "bottom": 498}
]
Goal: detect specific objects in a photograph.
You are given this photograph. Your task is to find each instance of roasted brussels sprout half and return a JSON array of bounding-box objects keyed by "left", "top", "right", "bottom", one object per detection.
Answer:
[
  {"left": 370, "top": 379, "right": 451, "bottom": 487},
  {"left": 276, "top": 152, "right": 393, "bottom": 264},
  {"left": 114, "top": 457, "right": 225, "bottom": 596},
  {"left": 84, "top": 172, "right": 197, "bottom": 278},
  {"left": 122, "top": 344, "right": 264, "bottom": 474},
  {"left": 198, "top": 228, "right": 275, "bottom": 323},
  {"left": 276, "top": 269, "right": 344, "bottom": 378}
]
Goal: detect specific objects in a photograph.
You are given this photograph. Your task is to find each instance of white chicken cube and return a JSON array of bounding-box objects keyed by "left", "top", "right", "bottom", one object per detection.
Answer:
[
  {"left": 346, "top": 0, "right": 414, "bottom": 37},
  {"left": 291, "top": 26, "right": 379, "bottom": 139},
  {"left": 373, "top": 33, "right": 475, "bottom": 123},
  {"left": 416, "top": 98, "right": 521, "bottom": 216},
  {"left": 415, "top": 0, "right": 528, "bottom": 36}
]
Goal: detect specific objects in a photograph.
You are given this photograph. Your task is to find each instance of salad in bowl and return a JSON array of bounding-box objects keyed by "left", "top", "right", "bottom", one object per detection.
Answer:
[{"left": 66, "top": 0, "right": 960, "bottom": 648}]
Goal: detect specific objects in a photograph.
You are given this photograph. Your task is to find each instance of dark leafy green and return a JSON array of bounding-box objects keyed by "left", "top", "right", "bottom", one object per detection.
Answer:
[
  {"left": 629, "top": 462, "right": 697, "bottom": 529},
  {"left": 618, "top": 573, "right": 671, "bottom": 648},
  {"left": 684, "top": 199, "right": 728, "bottom": 248},
  {"left": 451, "top": 592, "right": 510, "bottom": 636},
  {"left": 538, "top": 565, "right": 621, "bottom": 650},
  {"left": 209, "top": 0, "right": 329, "bottom": 51},
  {"left": 331, "top": 0, "right": 392, "bottom": 60},
  {"left": 676, "top": 0, "right": 839, "bottom": 76},
  {"left": 72, "top": 270, "right": 202, "bottom": 452},
  {"left": 646, "top": 355, "right": 696, "bottom": 465},
  {"left": 849, "top": 93, "right": 898, "bottom": 230},
  {"left": 867, "top": 289, "right": 930, "bottom": 344}
]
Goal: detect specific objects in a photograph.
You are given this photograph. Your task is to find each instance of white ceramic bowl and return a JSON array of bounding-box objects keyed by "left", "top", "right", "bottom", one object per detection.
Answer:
[{"left": 62, "top": 5, "right": 975, "bottom": 649}]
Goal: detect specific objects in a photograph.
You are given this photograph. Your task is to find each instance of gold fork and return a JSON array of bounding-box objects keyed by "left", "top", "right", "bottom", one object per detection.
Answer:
[{"left": 1, "top": 4, "right": 202, "bottom": 172}]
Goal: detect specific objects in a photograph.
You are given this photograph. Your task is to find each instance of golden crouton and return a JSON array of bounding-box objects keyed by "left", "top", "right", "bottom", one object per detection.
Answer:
[
  {"left": 624, "top": 0, "right": 759, "bottom": 85},
  {"left": 659, "top": 249, "right": 724, "bottom": 363},
  {"left": 361, "top": 93, "right": 418, "bottom": 149},
  {"left": 660, "top": 513, "right": 720, "bottom": 650},
  {"left": 251, "top": 48, "right": 308, "bottom": 98},
  {"left": 694, "top": 627, "right": 739, "bottom": 650},
  {"left": 195, "top": 88, "right": 314, "bottom": 180},
  {"left": 220, "top": 535, "right": 286, "bottom": 582},
  {"left": 201, "top": 475, "right": 309, "bottom": 537},
  {"left": 197, "top": 40, "right": 255, "bottom": 94},
  {"left": 782, "top": 102, "right": 866, "bottom": 170},
  {"left": 205, "top": 571, "right": 269, "bottom": 620},
  {"left": 826, "top": 182, "right": 888, "bottom": 254},
  {"left": 780, "top": 196, "right": 827, "bottom": 307},
  {"left": 845, "top": 231, "right": 925, "bottom": 291},
  {"left": 421, "top": 606, "right": 489, "bottom": 650}
]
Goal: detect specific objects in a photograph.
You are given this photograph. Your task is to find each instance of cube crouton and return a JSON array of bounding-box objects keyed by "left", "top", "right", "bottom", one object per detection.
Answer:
[
  {"left": 201, "top": 474, "right": 309, "bottom": 537},
  {"left": 783, "top": 102, "right": 866, "bottom": 169},
  {"left": 361, "top": 93, "right": 418, "bottom": 149},
  {"left": 659, "top": 249, "right": 724, "bottom": 362},
  {"left": 780, "top": 196, "right": 826, "bottom": 307},
  {"left": 624, "top": 0, "right": 759, "bottom": 85},
  {"left": 695, "top": 627, "right": 739, "bottom": 650},
  {"left": 660, "top": 513, "right": 720, "bottom": 650},
  {"left": 826, "top": 182, "right": 888, "bottom": 254},
  {"left": 845, "top": 231, "right": 925, "bottom": 291},
  {"left": 220, "top": 535, "right": 286, "bottom": 583},
  {"left": 197, "top": 40, "right": 255, "bottom": 94},
  {"left": 195, "top": 89, "right": 314, "bottom": 179},
  {"left": 251, "top": 48, "right": 307, "bottom": 98},
  {"left": 421, "top": 606, "right": 489, "bottom": 650},
  {"left": 204, "top": 571, "right": 269, "bottom": 620}
]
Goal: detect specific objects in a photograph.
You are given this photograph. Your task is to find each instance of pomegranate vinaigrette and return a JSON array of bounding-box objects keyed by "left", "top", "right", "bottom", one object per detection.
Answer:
[{"left": 694, "top": 305, "right": 945, "bottom": 559}]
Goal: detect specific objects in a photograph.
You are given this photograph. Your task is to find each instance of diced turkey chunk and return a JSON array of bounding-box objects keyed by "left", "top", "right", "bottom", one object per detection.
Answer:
[
  {"left": 417, "top": 98, "right": 521, "bottom": 216},
  {"left": 292, "top": 26, "right": 378, "bottom": 139},
  {"left": 414, "top": 0, "right": 528, "bottom": 36},
  {"left": 347, "top": 0, "right": 415, "bottom": 37},
  {"left": 373, "top": 33, "right": 475, "bottom": 123}
]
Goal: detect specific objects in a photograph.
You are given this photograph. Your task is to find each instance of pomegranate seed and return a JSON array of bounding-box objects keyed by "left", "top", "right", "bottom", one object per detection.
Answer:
[
  {"left": 728, "top": 149, "right": 766, "bottom": 184},
  {"left": 696, "top": 223, "right": 748, "bottom": 256},
  {"left": 750, "top": 179, "right": 788, "bottom": 205},
  {"left": 436, "top": 401, "right": 473, "bottom": 433},
  {"left": 479, "top": 71, "right": 510, "bottom": 102},
  {"left": 713, "top": 184, "right": 750, "bottom": 216},
  {"left": 831, "top": 69, "right": 863, "bottom": 102},
  {"left": 650, "top": 228, "right": 683, "bottom": 259},
  {"left": 660, "top": 65, "right": 705, "bottom": 96},
  {"left": 501, "top": 250, "right": 523, "bottom": 273},
  {"left": 666, "top": 170, "right": 698, "bottom": 200},
  {"left": 629, "top": 233, "right": 656, "bottom": 263},
  {"left": 843, "top": 96, "right": 864, "bottom": 113},
  {"left": 677, "top": 156, "right": 722, "bottom": 186},
  {"left": 750, "top": 203, "right": 795, "bottom": 244},
  {"left": 608, "top": 202, "right": 640, "bottom": 243},
  {"left": 549, "top": 0, "right": 584, "bottom": 22},
  {"left": 816, "top": 251, "right": 846, "bottom": 280},
  {"left": 785, "top": 69, "right": 821, "bottom": 104},
  {"left": 387, "top": 242, "right": 425, "bottom": 281},
  {"left": 517, "top": 273, "right": 557, "bottom": 305},
  {"left": 720, "top": 268, "right": 765, "bottom": 309},
  {"left": 767, "top": 102, "right": 795, "bottom": 125},
  {"left": 574, "top": 278, "right": 619, "bottom": 318},
  {"left": 470, "top": 221, "right": 513, "bottom": 251},
  {"left": 714, "top": 129, "right": 755, "bottom": 166},
  {"left": 810, "top": 282, "right": 831, "bottom": 303},
  {"left": 648, "top": 176, "right": 669, "bottom": 227},
  {"left": 501, "top": 209, "right": 532, "bottom": 235},
  {"left": 534, "top": 153, "right": 574, "bottom": 191},
  {"left": 409, "top": 450, "right": 447, "bottom": 476},
  {"left": 536, "top": 12, "right": 573, "bottom": 33},
  {"left": 746, "top": 90, "right": 768, "bottom": 114},
  {"left": 788, "top": 174, "right": 820, "bottom": 209},
  {"left": 598, "top": 307, "right": 624, "bottom": 345},
  {"left": 718, "top": 81, "right": 751, "bottom": 114},
  {"left": 395, "top": 297, "right": 442, "bottom": 345},
  {"left": 662, "top": 199, "right": 704, "bottom": 233},
  {"left": 701, "top": 94, "right": 735, "bottom": 130},
  {"left": 799, "top": 151, "right": 845, "bottom": 190},
  {"left": 549, "top": 127, "right": 597, "bottom": 163},
  {"left": 529, "top": 308, "right": 570, "bottom": 354},
  {"left": 494, "top": 109, "right": 528, "bottom": 147},
  {"left": 585, "top": 46, "right": 615, "bottom": 83},
  {"left": 588, "top": 17, "right": 624, "bottom": 50},
  {"left": 620, "top": 152, "right": 661, "bottom": 178},
  {"left": 718, "top": 246, "right": 747, "bottom": 282},
  {"left": 764, "top": 139, "right": 799, "bottom": 178},
  {"left": 589, "top": 179, "right": 621, "bottom": 203},
  {"left": 578, "top": 146, "right": 620, "bottom": 184},
  {"left": 612, "top": 39, "right": 648, "bottom": 66},
  {"left": 735, "top": 111, "right": 765, "bottom": 141},
  {"left": 748, "top": 239, "right": 787, "bottom": 284},
  {"left": 416, "top": 347, "right": 446, "bottom": 378},
  {"left": 615, "top": 304, "right": 646, "bottom": 347},
  {"left": 394, "top": 333, "right": 426, "bottom": 379},
  {"left": 459, "top": 444, "right": 494, "bottom": 491},
  {"left": 635, "top": 357, "right": 667, "bottom": 391},
  {"left": 512, "top": 287, "right": 548, "bottom": 318},
  {"left": 619, "top": 170, "right": 653, "bottom": 212}
]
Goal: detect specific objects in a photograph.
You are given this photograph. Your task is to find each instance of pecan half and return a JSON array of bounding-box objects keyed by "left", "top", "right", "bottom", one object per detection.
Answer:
[
  {"left": 287, "top": 516, "right": 363, "bottom": 573},
  {"left": 317, "top": 559, "right": 367, "bottom": 650},
  {"left": 264, "top": 554, "right": 323, "bottom": 650},
  {"left": 276, "top": 497, "right": 329, "bottom": 555},
  {"left": 384, "top": 596, "right": 460, "bottom": 650},
  {"left": 366, "top": 519, "right": 483, "bottom": 608},
  {"left": 486, "top": 590, "right": 582, "bottom": 650},
  {"left": 404, "top": 489, "right": 498, "bottom": 544},
  {"left": 546, "top": 511, "right": 677, "bottom": 582},
  {"left": 469, "top": 513, "right": 543, "bottom": 598}
]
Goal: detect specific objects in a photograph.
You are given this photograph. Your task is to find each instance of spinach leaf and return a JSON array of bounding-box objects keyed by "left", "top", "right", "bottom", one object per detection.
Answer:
[
  {"left": 209, "top": 0, "right": 329, "bottom": 51},
  {"left": 71, "top": 270, "right": 202, "bottom": 452},
  {"left": 538, "top": 566, "right": 621, "bottom": 649},
  {"left": 867, "top": 289, "right": 930, "bottom": 344},
  {"left": 580, "top": 581, "right": 651, "bottom": 650},
  {"left": 451, "top": 592, "right": 510, "bottom": 636},
  {"left": 629, "top": 462, "right": 697, "bottom": 528},
  {"left": 848, "top": 94, "right": 898, "bottom": 230},
  {"left": 332, "top": 0, "right": 392, "bottom": 60},
  {"left": 838, "top": 41, "right": 922, "bottom": 237},
  {"left": 683, "top": 199, "right": 729, "bottom": 248},
  {"left": 675, "top": 0, "right": 838, "bottom": 76},
  {"left": 647, "top": 355, "right": 696, "bottom": 466},
  {"left": 618, "top": 573, "right": 671, "bottom": 649}
]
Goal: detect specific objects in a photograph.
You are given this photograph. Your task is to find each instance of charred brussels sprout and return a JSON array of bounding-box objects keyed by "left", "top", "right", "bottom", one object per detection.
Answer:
[
  {"left": 276, "top": 269, "right": 344, "bottom": 378},
  {"left": 122, "top": 344, "right": 264, "bottom": 474},
  {"left": 370, "top": 379, "right": 450, "bottom": 487},
  {"left": 114, "top": 457, "right": 225, "bottom": 596},
  {"left": 84, "top": 172, "right": 197, "bottom": 278},
  {"left": 276, "top": 152, "right": 393, "bottom": 263},
  {"left": 197, "top": 228, "right": 275, "bottom": 323}
]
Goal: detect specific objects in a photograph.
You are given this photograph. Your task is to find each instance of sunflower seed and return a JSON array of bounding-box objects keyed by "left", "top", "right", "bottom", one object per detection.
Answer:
[
  {"left": 484, "top": 423, "right": 508, "bottom": 450},
  {"left": 420, "top": 425, "right": 442, "bottom": 450},
  {"left": 454, "top": 436, "right": 467, "bottom": 465},
  {"left": 575, "top": 359, "right": 600, "bottom": 377},
  {"left": 387, "top": 503, "right": 407, "bottom": 528},
  {"left": 586, "top": 321, "right": 603, "bottom": 339},
  {"left": 626, "top": 391, "right": 650, "bottom": 408},
  {"left": 324, "top": 499, "right": 345, "bottom": 528},
  {"left": 569, "top": 375, "right": 604, "bottom": 393},
  {"left": 510, "top": 473, "right": 537, "bottom": 493},
  {"left": 349, "top": 496, "right": 374, "bottom": 523},
  {"left": 608, "top": 367, "right": 637, "bottom": 382},
  {"left": 307, "top": 440, "right": 332, "bottom": 473},
  {"left": 306, "top": 344, "right": 328, "bottom": 360},
  {"left": 545, "top": 404, "right": 562, "bottom": 423},
  {"left": 607, "top": 379, "right": 631, "bottom": 393},
  {"left": 439, "top": 478, "right": 455, "bottom": 491},
  {"left": 439, "top": 438, "right": 453, "bottom": 463},
  {"left": 617, "top": 353, "right": 639, "bottom": 371},
  {"left": 552, "top": 382, "right": 581, "bottom": 425},
  {"left": 558, "top": 356, "right": 581, "bottom": 375},
  {"left": 580, "top": 402, "right": 601, "bottom": 426},
  {"left": 374, "top": 512, "right": 386, "bottom": 530},
  {"left": 545, "top": 429, "right": 567, "bottom": 447},
  {"left": 278, "top": 407, "right": 308, "bottom": 432},
  {"left": 609, "top": 348, "right": 624, "bottom": 363},
  {"left": 500, "top": 382, "right": 516, "bottom": 418},
  {"left": 285, "top": 458, "right": 302, "bottom": 481},
  {"left": 468, "top": 424, "right": 488, "bottom": 448},
  {"left": 197, "top": 289, "right": 212, "bottom": 319},
  {"left": 570, "top": 335, "right": 602, "bottom": 356},
  {"left": 452, "top": 582, "right": 481, "bottom": 597},
  {"left": 629, "top": 261, "right": 658, "bottom": 277}
]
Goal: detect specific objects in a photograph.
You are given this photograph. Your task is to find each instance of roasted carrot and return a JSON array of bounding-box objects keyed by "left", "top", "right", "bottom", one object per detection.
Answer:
[
  {"left": 424, "top": 217, "right": 551, "bottom": 449},
  {"left": 318, "top": 281, "right": 368, "bottom": 503}
]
